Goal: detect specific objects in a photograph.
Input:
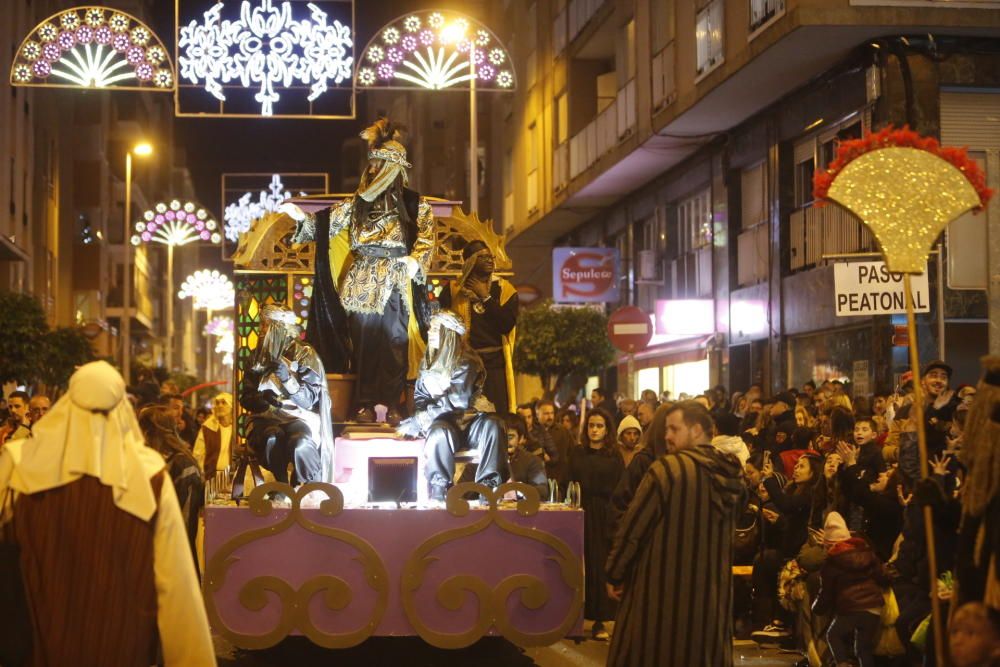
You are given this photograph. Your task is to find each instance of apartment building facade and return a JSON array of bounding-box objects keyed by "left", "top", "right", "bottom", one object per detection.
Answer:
[
  {"left": 0, "top": 0, "right": 203, "bottom": 379},
  {"left": 488, "top": 0, "right": 1000, "bottom": 395}
]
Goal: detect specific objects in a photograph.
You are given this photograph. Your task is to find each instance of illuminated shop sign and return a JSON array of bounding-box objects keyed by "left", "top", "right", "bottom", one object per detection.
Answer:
[{"left": 552, "top": 247, "right": 619, "bottom": 303}]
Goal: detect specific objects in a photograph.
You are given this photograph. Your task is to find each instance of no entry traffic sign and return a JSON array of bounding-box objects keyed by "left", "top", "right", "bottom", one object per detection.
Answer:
[{"left": 607, "top": 306, "right": 652, "bottom": 353}]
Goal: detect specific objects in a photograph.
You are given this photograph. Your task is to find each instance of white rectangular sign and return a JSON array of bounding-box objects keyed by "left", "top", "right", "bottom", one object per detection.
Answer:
[{"left": 834, "top": 261, "right": 930, "bottom": 316}]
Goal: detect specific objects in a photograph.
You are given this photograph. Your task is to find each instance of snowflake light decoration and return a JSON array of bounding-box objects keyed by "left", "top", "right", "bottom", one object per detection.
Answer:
[
  {"left": 179, "top": 269, "right": 235, "bottom": 311},
  {"left": 223, "top": 174, "right": 293, "bottom": 242},
  {"left": 132, "top": 200, "right": 222, "bottom": 247},
  {"left": 177, "top": 0, "right": 353, "bottom": 117},
  {"left": 356, "top": 10, "right": 515, "bottom": 91},
  {"left": 204, "top": 315, "right": 235, "bottom": 337},
  {"left": 9, "top": 6, "right": 175, "bottom": 90}
]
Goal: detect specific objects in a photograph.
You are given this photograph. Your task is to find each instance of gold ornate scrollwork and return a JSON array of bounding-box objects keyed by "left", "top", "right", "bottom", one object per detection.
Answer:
[
  {"left": 203, "top": 482, "right": 389, "bottom": 649},
  {"left": 400, "top": 482, "right": 584, "bottom": 649}
]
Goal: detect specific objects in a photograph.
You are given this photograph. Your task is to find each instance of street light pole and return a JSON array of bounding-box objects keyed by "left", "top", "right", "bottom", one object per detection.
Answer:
[
  {"left": 469, "top": 42, "right": 478, "bottom": 214},
  {"left": 167, "top": 243, "right": 175, "bottom": 371},
  {"left": 204, "top": 308, "right": 214, "bottom": 382},
  {"left": 122, "top": 152, "right": 133, "bottom": 383}
]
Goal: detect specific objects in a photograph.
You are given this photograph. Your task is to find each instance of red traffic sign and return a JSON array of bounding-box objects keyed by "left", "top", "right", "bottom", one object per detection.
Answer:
[{"left": 607, "top": 306, "right": 653, "bottom": 353}]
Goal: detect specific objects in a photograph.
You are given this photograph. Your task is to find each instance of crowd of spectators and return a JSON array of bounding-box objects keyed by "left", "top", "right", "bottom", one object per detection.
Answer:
[{"left": 515, "top": 360, "right": 1000, "bottom": 666}]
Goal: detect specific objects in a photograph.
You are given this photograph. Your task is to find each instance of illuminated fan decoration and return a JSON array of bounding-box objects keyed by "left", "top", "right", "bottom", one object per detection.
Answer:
[
  {"left": 356, "top": 10, "right": 515, "bottom": 91},
  {"left": 224, "top": 174, "right": 292, "bottom": 243},
  {"left": 814, "top": 125, "right": 993, "bottom": 273},
  {"left": 177, "top": 0, "right": 353, "bottom": 117},
  {"left": 179, "top": 269, "right": 235, "bottom": 311},
  {"left": 131, "top": 200, "right": 222, "bottom": 247},
  {"left": 10, "top": 6, "right": 174, "bottom": 90}
]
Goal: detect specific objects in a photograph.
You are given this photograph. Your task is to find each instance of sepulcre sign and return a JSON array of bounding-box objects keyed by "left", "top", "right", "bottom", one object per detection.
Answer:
[
  {"left": 833, "top": 261, "right": 929, "bottom": 316},
  {"left": 552, "top": 247, "right": 619, "bottom": 303}
]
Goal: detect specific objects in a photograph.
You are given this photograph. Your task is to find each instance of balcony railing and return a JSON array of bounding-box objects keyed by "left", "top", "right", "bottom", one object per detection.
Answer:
[
  {"left": 789, "top": 205, "right": 876, "bottom": 271},
  {"left": 651, "top": 43, "right": 676, "bottom": 111},
  {"left": 526, "top": 169, "right": 539, "bottom": 213},
  {"left": 553, "top": 7, "right": 568, "bottom": 55},
  {"left": 749, "top": 0, "right": 785, "bottom": 34},
  {"left": 554, "top": 142, "right": 569, "bottom": 191},
  {"left": 567, "top": 79, "right": 636, "bottom": 181},
  {"left": 737, "top": 223, "right": 769, "bottom": 286}
]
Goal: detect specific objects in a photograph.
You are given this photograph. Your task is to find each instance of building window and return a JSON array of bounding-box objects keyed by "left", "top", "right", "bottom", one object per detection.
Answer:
[
  {"left": 793, "top": 138, "right": 815, "bottom": 210},
  {"left": 527, "top": 121, "right": 539, "bottom": 212},
  {"left": 617, "top": 18, "right": 636, "bottom": 88},
  {"left": 651, "top": 0, "right": 675, "bottom": 54},
  {"left": 678, "top": 188, "right": 712, "bottom": 252},
  {"left": 670, "top": 189, "right": 713, "bottom": 298},
  {"left": 556, "top": 92, "right": 568, "bottom": 145},
  {"left": 749, "top": 0, "right": 785, "bottom": 35},
  {"left": 738, "top": 162, "right": 769, "bottom": 286},
  {"left": 695, "top": 0, "right": 724, "bottom": 76}
]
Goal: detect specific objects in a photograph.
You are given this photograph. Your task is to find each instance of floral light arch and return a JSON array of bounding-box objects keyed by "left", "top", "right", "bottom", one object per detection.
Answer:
[
  {"left": 356, "top": 10, "right": 516, "bottom": 91},
  {"left": 10, "top": 6, "right": 175, "bottom": 91},
  {"left": 131, "top": 199, "right": 222, "bottom": 248}
]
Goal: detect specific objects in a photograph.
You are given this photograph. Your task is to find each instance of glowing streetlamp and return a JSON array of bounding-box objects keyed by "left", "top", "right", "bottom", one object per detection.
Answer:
[
  {"left": 356, "top": 10, "right": 515, "bottom": 214},
  {"left": 122, "top": 141, "right": 154, "bottom": 383},
  {"left": 132, "top": 199, "right": 221, "bottom": 370},
  {"left": 180, "top": 270, "right": 234, "bottom": 381}
]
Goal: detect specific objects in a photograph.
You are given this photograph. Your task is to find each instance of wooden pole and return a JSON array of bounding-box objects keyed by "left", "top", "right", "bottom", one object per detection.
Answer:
[{"left": 903, "top": 273, "right": 946, "bottom": 667}]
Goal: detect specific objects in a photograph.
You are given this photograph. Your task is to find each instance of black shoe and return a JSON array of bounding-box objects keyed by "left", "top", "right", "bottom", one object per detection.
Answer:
[
  {"left": 429, "top": 485, "right": 449, "bottom": 502},
  {"left": 386, "top": 407, "right": 404, "bottom": 426},
  {"left": 354, "top": 406, "right": 375, "bottom": 423}
]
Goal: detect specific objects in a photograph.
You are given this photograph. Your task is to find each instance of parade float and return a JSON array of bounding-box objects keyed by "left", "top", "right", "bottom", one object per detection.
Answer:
[{"left": 203, "top": 194, "right": 584, "bottom": 649}]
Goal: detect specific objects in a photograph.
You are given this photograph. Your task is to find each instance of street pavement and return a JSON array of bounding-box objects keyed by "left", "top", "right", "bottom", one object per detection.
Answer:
[{"left": 215, "top": 635, "right": 804, "bottom": 666}]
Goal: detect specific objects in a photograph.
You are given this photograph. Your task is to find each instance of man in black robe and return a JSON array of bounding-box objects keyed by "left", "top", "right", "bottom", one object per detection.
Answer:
[
  {"left": 283, "top": 118, "right": 434, "bottom": 424},
  {"left": 439, "top": 240, "right": 518, "bottom": 414}
]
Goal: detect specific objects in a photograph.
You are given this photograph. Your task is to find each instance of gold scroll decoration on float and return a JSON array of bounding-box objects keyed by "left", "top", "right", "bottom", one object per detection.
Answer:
[
  {"left": 203, "top": 482, "right": 389, "bottom": 649},
  {"left": 400, "top": 482, "right": 584, "bottom": 649}
]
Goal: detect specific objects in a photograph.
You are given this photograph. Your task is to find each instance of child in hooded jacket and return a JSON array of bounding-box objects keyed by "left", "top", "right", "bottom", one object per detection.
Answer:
[{"left": 813, "top": 511, "right": 889, "bottom": 667}]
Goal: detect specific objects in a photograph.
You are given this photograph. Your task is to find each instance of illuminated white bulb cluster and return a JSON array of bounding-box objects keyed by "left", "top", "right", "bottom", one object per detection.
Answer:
[{"left": 178, "top": 269, "right": 235, "bottom": 311}]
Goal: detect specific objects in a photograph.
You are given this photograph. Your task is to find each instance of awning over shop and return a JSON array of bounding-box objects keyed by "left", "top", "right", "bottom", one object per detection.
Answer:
[{"left": 618, "top": 334, "right": 715, "bottom": 370}]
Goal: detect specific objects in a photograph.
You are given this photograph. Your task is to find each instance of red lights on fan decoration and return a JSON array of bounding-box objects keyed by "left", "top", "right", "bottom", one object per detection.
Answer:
[{"left": 813, "top": 125, "right": 994, "bottom": 209}]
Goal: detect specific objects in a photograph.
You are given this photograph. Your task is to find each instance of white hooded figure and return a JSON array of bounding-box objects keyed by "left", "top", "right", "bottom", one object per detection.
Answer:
[{"left": 0, "top": 361, "right": 215, "bottom": 666}]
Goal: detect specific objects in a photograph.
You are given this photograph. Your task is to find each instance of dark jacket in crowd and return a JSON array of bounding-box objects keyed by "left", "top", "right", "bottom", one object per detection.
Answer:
[
  {"left": 508, "top": 447, "right": 549, "bottom": 500},
  {"left": 763, "top": 475, "right": 816, "bottom": 558},
  {"left": 839, "top": 465, "right": 903, "bottom": 563},
  {"left": 813, "top": 537, "right": 888, "bottom": 616},
  {"left": 610, "top": 446, "right": 656, "bottom": 527}
]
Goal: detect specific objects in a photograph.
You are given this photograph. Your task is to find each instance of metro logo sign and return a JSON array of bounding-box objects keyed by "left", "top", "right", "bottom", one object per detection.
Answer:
[{"left": 552, "top": 247, "right": 619, "bottom": 303}]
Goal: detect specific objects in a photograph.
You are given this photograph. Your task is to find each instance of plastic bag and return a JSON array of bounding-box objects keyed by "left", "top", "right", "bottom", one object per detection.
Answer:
[{"left": 875, "top": 589, "right": 905, "bottom": 657}]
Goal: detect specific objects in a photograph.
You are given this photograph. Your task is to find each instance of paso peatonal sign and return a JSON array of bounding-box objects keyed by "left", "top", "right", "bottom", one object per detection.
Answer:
[
  {"left": 552, "top": 247, "right": 619, "bottom": 303},
  {"left": 833, "top": 261, "right": 929, "bottom": 316}
]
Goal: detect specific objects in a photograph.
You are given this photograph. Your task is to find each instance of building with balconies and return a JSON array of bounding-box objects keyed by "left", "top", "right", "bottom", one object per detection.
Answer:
[
  {"left": 489, "top": 0, "right": 1000, "bottom": 396},
  {"left": 0, "top": 0, "right": 205, "bottom": 382}
]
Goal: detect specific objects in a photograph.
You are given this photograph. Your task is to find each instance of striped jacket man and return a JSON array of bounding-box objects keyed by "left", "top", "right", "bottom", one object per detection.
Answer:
[{"left": 606, "top": 444, "right": 745, "bottom": 667}]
